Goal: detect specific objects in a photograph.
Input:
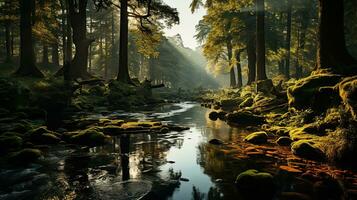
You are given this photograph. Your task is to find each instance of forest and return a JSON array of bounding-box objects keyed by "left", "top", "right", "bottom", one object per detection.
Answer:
[{"left": 0, "top": 0, "right": 356, "bottom": 199}]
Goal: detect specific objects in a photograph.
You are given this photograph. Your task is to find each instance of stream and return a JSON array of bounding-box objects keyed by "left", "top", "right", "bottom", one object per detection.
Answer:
[{"left": 1, "top": 102, "right": 357, "bottom": 200}]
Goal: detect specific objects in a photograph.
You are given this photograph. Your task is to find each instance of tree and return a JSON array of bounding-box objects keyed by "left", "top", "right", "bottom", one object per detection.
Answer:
[
  {"left": 15, "top": 0, "right": 44, "bottom": 77},
  {"left": 117, "top": 0, "right": 130, "bottom": 82},
  {"left": 66, "top": 0, "right": 94, "bottom": 79},
  {"left": 317, "top": 0, "right": 356, "bottom": 73},
  {"left": 255, "top": 0, "right": 267, "bottom": 80}
]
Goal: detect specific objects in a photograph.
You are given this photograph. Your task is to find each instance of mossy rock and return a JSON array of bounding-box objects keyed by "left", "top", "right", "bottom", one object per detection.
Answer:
[
  {"left": 338, "top": 76, "right": 357, "bottom": 120},
  {"left": 217, "top": 111, "right": 227, "bottom": 120},
  {"left": 102, "top": 125, "right": 123, "bottom": 136},
  {"left": 239, "top": 97, "right": 254, "bottom": 108},
  {"left": 276, "top": 136, "right": 292, "bottom": 146},
  {"left": 226, "top": 111, "right": 265, "bottom": 126},
  {"left": 9, "top": 148, "right": 42, "bottom": 164},
  {"left": 208, "top": 111, "right": 219, "bottom": 121},
  {"left": 209, "top": 138, "right": 224, "bottom": 145},
  {"left": 160, "top": 127, "right": 170, "bottom": 134},
  {"left": 0, "top": 134, "right": 23, "bottom": 154},
  {"left": 287, "top": 74, "right": 342, "bottom": 111},
  {"left": 291, "top": 140, "right": 325, "bottom": 161},
  {"left": 235, "top": 169, "right": 276, "bottom": 200},
  {"left": 255, "top": 79, "right": 274, "bottom": 94},
  {"left": 70, "top": 127, "right": 109, "bottom": 146},
  {"left": 244, "top": 131, "right": 268, "bottom": 144},
  {"left": 220, "top": 98, "right": 242, "bottom": 110},
  {"left": 26, "top": 127, "right": 61, "bottom": 145}
]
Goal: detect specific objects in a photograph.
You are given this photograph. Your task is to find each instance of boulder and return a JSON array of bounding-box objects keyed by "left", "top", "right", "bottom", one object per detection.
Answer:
[
  {"left": 338, "top": 76, "right": 357, "bottom": 120},
  {"left": 239, "top": 97, "right": 254, "bottom": 108},
  {"left": 291, "top": 140, "right": 325, "bottom": 161},
  {"left": 70, "top": 127, "right": 109, "bottom": 146},
  {"left": 208, "top": 111, "right": 219, "bottom": 121},
  {"left": 209, "top": 139, "right": 224, "bottom": 145},
  {"left": 287, "top": 74, "right": 342, "bottom": 111},
  {"left": 217, "top": 111, "right": 227, "bottom": 120},
  {"left": 256, "top": 79, "right": 274, "bottom": 94},
  {"left": 0, "top": 134, "right": 23, "bottom": 154},
  {"left": 220, "top": 98, "right": 242, "bottom": 110},
  {"left": 26, "top": 127, "right": 61, "bottom": 145},
  {"left": 102, "top": 125, "right": 123, "bottom": 136},
  {"left": 226, "top": 111, "right": 265, "bottom": 126},
  {"left": 9, "top": 148, "right": 42, "bottom": 164},
  {"left": 244, "top": 132, "right": 268, "bottom": 144},
  {"left": 235, "top": 169, "right": 275, "bottom": 200},
  {"left": 276, "top": 136, "right": 292, "bottom": 146}
]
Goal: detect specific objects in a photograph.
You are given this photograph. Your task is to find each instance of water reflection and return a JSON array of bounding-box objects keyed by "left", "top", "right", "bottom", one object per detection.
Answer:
[{"left": 119, "top": 135, "right": 130, "bottom": 181}]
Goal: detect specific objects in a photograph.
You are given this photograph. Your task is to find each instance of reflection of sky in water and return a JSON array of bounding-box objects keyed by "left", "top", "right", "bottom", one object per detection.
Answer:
[{"left": 160, "top": 128, "right": 214, "bottom": 200}]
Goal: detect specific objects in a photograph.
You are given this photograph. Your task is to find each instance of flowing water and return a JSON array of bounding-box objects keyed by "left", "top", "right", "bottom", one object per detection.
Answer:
[{"left": 1, "top": 102, "right": 357, "bottom": 200}]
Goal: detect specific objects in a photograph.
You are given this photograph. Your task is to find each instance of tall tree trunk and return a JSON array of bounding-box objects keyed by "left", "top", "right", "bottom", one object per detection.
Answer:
[
  {"left": 67, "top": 0, "right": 93, "bottom": 79},
  {"left": 235, "top": 50, "right": 243, "bottom": 88},
  {"left": 247, "top": 36, "right": 256, "bottom": 85},
  {"left": 42, "top": 44, "right": 49, "bottom": 65},
  {"left": 5, "top": 22, "right": 12, "bottom": 62},
  {"left": 60, "top": 0, "right": 67, "bottom": 65},
  {"left": 65, "top": 0, "right": 72, "bottom": 63},
  {"left": 284, "top": 0, "right": 292, "bottom": 79},
  {"left": 88, "top": 16, "right": 93, "bottom": 73},
  {"left": 15, "top": 0, "right": 43, "bottom": 77},
  {"left": 117, "top": 0, "right": 131, "bottom": 83},
  {"left": 52, "top": 43, "right": 60, "bottom": 67},
  {"left": 227, "top": 39, "right": 236, "bottom": 87},
  {"left": 317, "top": 0, "right": 356, "bottom": 72},
  {"left": 111, "top": 10, "right": 116, "bottom": 74},
  {"left": 255, "top": 0, "right": 267, "bottom": 80}
]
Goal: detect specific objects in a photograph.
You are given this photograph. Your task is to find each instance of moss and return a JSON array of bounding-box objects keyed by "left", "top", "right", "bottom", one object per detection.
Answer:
[
  {"left": 244, "top": 131, "right": 268, "bottom": 144},
  {"left": 291, "top": 140, "right": 325, "bottom": 161},
  {"left": 255, "top": 79, "right": 274, "bottom": 94},
  {"left": 220, "top": 98, "right": 242, "bottom": 110},
  {"left": 338, "top": 76, "right": 357, "bottom": 120},
  {"left": 276, "top": 136, "right": 292, "bottom": 146},
  {"left": 235, "top": 169, "right": 275, "bottom": 199},
  {"left": 70, "top": 127, "right": 109, "bottom": 146},
  {"left": 9, "top": 148, "right": 42, "bottom": 164},
  {"left": 239, "top": 97, "right": 254, "bottom": 108},
  {"left": 102, "top": 125, "right": 123, "bottom": 136},
  {"left": 226, "top": 111, "right": 265, "bottom": 126},
  {"left": 26, "top": 126, "right": 61, "bottom": 145},
  {"left": 323, "top": 128, "right": 357, "bottom": 166},
  {"left": 0, "top": 134, "right": 23, "bottom": 154},
  {"left": 287, "top": 74, "right": 342, "bottom": 111}
]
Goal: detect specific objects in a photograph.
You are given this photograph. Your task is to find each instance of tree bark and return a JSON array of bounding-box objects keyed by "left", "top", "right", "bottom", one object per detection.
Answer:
[
  {"left": 235, "top": 50, "right": 243, "bottom": 88},
  {"left": 284, "top": 0, "right": 292, "bottom": 79},
  {"left": 15, "top": 0, "right": 44, "bottom": 77},
  {"left": 317, "top": 0, "right": 356, "bottom": 72},
  {"left": 67, "top": 0, "right": 93, "bottom": 79},
  {"left": 255, "top": 0, "right": 267, "bottom": 80},
  {"left": 227, "top": 39, "right": 236, "bottom": 87},
  {"left": 65, "top": 0, "right": 72, "bottom": 63},
  {"left": 60, "top": 0, "right": 67, "bottom": 65},
  {"left": 247, "top": 36, "right": 256, "bottom": 85},
  {"left": 117, "top": 0, "right": 131, "bottom": 83}
]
